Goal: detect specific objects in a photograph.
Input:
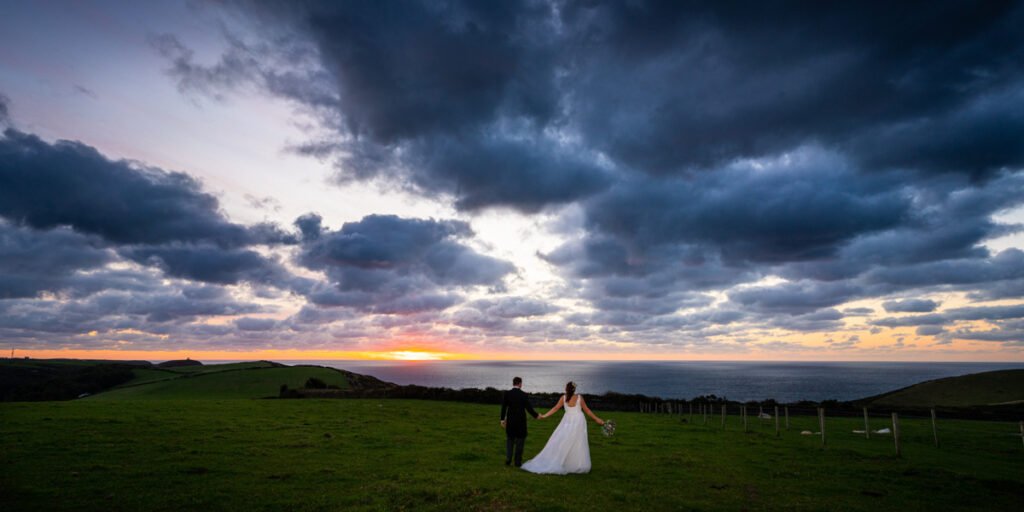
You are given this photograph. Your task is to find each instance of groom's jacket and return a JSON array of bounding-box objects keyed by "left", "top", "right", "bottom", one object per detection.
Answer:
[{"left": 501, "top": 387, "right": 539, "bottom": 438}]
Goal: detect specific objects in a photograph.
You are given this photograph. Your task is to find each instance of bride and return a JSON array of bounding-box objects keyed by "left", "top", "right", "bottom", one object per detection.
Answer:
[{"left": 521, "top": 381, "right": 606, "bottom": 474}]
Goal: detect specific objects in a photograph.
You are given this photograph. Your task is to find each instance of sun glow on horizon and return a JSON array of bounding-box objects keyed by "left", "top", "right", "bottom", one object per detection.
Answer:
[{"left": 385, "top": 350, "right": 447, "bottom": 361}]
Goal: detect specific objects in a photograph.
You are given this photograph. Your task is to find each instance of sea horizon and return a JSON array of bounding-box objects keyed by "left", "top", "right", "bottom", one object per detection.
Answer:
[{"left": 258, "top": 360, "right": 1024, "bottom": 403}]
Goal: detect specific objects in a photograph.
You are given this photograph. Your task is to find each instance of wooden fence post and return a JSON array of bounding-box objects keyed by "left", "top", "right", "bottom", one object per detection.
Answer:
[
  {"left": 785, "top": 407, "right": 789, "bottom": 430},
  {"left": 863, "top": 407, "right": 870, "bottom": 439},
  {"left": 818, "top": 408, "right": 826, "bottom": 447},
  {"left": 689, "top": 402, "right": 693, "bottom": 422},
  {"left": 775, "top": 406, "right": 780, "bottom": 437},
  {"left": 742, "top": 405, "right": 748, "bottom": 432},
  {"left": 892, "top": 412, "right": 901, "bottom": 457},
  {"left": 721, "top": 404, "right": 726, "bottom": 428},
  {"left": 930, "top": 409, "right": 939, "bottom": 448}
]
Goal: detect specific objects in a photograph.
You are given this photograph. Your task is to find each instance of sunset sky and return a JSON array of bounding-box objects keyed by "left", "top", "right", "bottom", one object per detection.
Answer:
[{"left": 1, "top": 1, "right": 1023, "bottom": 362}]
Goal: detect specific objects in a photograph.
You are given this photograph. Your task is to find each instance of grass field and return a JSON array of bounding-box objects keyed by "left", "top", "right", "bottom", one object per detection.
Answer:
[
  {"left": 92, "top": 365, "right": 349, "bottom": 400},
  {"left": 2, "top": 398, "right": 1021, "bottom": 511}
]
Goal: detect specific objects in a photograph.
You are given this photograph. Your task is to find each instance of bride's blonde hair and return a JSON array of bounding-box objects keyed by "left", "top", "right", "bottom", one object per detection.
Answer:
[{"left": 565, "top": 381, "right": 576, "bottom": 400}]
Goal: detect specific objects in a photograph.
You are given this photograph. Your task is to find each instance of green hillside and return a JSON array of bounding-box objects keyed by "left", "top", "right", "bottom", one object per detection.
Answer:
[
  {"left": 163, "top": 361, "right": 276, "bottom": 373},
  {"left": 112, "top": 361, "right": 279, "bottom": 388},
  {"left": 864, "top": 369, "right": 1024, "bottom": 407},
  {"left": 91, "top": 365, "right": 349, "bottom": 400}
]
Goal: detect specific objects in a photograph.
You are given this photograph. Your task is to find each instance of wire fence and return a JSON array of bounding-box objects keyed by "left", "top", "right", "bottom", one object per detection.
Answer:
[{"left": 634, "top": 400, "right": 1024, "bottom": 461}]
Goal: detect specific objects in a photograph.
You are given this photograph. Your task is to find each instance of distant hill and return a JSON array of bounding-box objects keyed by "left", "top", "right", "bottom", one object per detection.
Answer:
[
  {"left": 90, "top": 362, "right": 349, "bottom": 400},
  {"left": 2, "top": 359, "right": 351, "bottom": 401},
  {"left": 859, "top": 369, "right": 1024, "bottom": 408},
  {"left": 155, "top": 358, "right": 203, "bottom": 368}
]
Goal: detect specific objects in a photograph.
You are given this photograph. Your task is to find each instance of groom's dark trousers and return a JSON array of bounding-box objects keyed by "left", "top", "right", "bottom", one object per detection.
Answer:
[{"left": 501, "top": 387, "right": 539, "bottom": 466}]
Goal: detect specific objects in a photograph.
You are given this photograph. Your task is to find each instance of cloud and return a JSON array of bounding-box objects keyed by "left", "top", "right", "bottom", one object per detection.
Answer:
[
  {"left": 873, "top": 303, "right": 1024, "bottom": 329},
  {"left": 235, "top": 317, "right": 277, "bottom": 331},
  {"left": 0, "top": 93, "right": 9, "bottom": 124},
  {"left": 120, "top": 244, "right": 295, "bottom": 287},
  {"left": 583, "top": 153, "right": 909, "bottom": 264},
  {"left": 883, "top": 299, "right": 940, "bottom": 313},
  {"left": 297, "top": 214, "right": 514, "bottom": 313},
  {"left": 181, "top": 2, "right": 1024, "bottom": 194},
  {"left": 770, "top": 308, "right": 845, "bottom": 332},
  {"left": 0, "top": 221, "right": 113, "bottom": 299},
  {"left": 0, "top": 127, "right": 307, "bottom": 291},
  {"left": 141, "top": 3, "right": 1024, "bottom": 350},
  {"left": 865, "top": 248, "right": 1024, "bottom": 288},
  {"left": 0, "top": 129, "right": 270, "bottom": 246},
  {"left": 0, "top": 284, "right": 263, "bottom": 336},
  {"left": 7, "top": 3, "right": 1024, "bottom": 352},
  {"left": 916, "top": 325, "right": 945, "bottom": 336},
  {"left": 560, "top": 1, "right": 1024, "bottom": 179}
]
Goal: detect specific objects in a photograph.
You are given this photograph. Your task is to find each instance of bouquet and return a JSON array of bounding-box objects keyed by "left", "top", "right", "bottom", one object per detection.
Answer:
[{"left": 601, "top": 419, "right": 616, "bottom": 437}]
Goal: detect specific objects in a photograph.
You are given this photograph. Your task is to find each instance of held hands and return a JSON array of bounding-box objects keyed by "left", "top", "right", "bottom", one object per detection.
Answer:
[{"left": 500, "top": 420, "right": 507, "bottom": 429}]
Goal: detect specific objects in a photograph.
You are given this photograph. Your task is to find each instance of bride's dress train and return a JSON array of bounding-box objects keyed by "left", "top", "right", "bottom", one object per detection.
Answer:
[{"left": 521, "top": 395, "right": 590, "bottom": 474}]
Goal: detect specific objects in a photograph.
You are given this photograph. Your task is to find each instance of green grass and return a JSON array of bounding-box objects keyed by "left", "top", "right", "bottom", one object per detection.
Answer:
[
  {"left": 1, "top": 399, "right": 1021, "bottom": 511},
  {"left": 112, "top": 362, "right": 284, "bottom": 390},
  {"left": 164, "top": 361, "right": 276, "bottom": 374},
  {"left": 90, "top": 366, "right": 349, "bottom": 400},
  {"left": 113, "top": 368, "right": 180, "bottom": 387},
  {"left": 867, "top": 369, "right": 1024, "bottom": 407}
]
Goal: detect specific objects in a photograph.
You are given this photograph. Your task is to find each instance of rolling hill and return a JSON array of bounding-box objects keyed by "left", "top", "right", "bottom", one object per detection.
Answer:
[
  {"left": 860, "top": 369, "right": 1024, "bottom": 407},
  {"left": 91, "top": 362, "right": 350, "bottom": 400}
]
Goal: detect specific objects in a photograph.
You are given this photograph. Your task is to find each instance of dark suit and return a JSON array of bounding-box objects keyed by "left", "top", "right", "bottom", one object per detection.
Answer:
[{"left": 500, "top": 387, "right": 539, "bottom": 466}]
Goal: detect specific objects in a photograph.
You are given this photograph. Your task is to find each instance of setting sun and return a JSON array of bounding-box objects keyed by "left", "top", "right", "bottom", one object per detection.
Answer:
[{"left": 385, "top": 351, "right": 448, "bottom": 361}]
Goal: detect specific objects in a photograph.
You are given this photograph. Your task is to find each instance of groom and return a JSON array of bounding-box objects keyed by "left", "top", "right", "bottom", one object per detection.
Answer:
[{"left": 500, "top": 376, "right": 540, "bottom": 467}]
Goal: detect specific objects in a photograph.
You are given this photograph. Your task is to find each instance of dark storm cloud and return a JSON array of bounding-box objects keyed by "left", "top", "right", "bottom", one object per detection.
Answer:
[
  {"left": 187, "top": 0, "right": 1024, "bottom": 208},
  {"left": 883, "top": 299, "right": 940, "bottom": 313},
  {"left": 916, "top": 326, "right": 946, "bottom": 337},
  {"left": 120, "top": 245, "right": 292, "bottom": 287},
  {"left": 843, "top": 307, "right": 875, "bottom": 316},
  {"left": 298, "top": 1, "right": 559, "bottom": 142},
  {"left": 583, "top": 159, "right": 909, "bottom": 265},
  {"left": 873, "top": 304, "right": 1024, "bottom": 329},
  {"left": 0, "top": 285, "right": 263, "bottom": 335},
  {"left": 0, "top": 126, "right": 308, "bottom": 291},
  {"left": 467, "top": 297, "right": 556, "bottom": 319},
  {"left": 865, "top": 248, "right": 1024, "bottom": 288},
  {"left": 449, "top": 296, "right": 558, "bottom": 330},
  {"left": 0, "top": 93, "right": 9, "bottom": 124},
  {"left": 297, "top": 214, "right": 515, "bottom": 313},
  {"left": 0, "top": 221, "right": 113, "bottom": 299},
  {"left": 145, "top": 1, "right": 1024, "bottom": 344},
  {"left": 560, "top": 1, "right": 1024, "bottom": 178},
  {"left": 728, "top": 281, "right": 864, "bottom": 315},
  {"left": 0, "top": 129, "right": 273, "bottom": 246},
  {"left": 235, "top": 317, "right": 277, "bottom": 331},
  {"left": 163, "top": 0, "right": 611, "bottom": 212},
  {"left": 769, "top": 309, "right": 845, "bottom": 332}
]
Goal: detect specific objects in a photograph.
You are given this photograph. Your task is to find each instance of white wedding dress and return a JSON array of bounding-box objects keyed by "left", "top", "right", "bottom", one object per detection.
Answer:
[{"left": 521, "top": 394, "right": 591, "bottom": 474}]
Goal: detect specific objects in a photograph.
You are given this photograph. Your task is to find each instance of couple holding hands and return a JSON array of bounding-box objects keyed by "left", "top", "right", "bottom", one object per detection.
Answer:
[{"left": 500, "top": 376, "right": 606, "bottom": 474}]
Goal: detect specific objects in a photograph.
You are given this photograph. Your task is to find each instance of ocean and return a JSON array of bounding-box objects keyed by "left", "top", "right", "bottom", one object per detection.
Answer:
[{"left": 277, "top": 360, "right": 1024, "bottom": 403}]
